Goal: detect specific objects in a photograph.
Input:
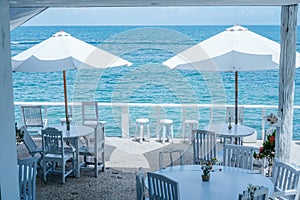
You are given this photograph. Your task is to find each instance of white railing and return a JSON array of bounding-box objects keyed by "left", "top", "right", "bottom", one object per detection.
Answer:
[{"left": 14, "top": 101, "right": 300, "bottom": 140}]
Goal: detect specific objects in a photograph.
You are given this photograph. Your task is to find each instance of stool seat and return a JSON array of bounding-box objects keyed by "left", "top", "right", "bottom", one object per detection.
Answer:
[
  {"left": 135, "top": 118, "right": 150, "bottom": 144},
  {"left": 136, "top": 118, "right": 150, "bottom": 123},
  {"left": 160, "top": 119, "right": 173, "bottom": 124},
  {"left": 83, "top": 120, "right": 106, "bottom": 127},
  {"left": 184, "top": 119, "right": 198, "bottom": 124},
  {"left": 159, "top": 119, "right": 174, "bottom": 144}
]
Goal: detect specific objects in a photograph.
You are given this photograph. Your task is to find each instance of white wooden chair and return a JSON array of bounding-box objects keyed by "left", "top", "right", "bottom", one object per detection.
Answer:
[
  {"left": 159, "top": 149, "right": 184, "bottom": 169},
  {"left": 147, "top": 172, "right": 180, "bottom": 200},
  {"left": 223, "top": 144, "right": 257, "bottom": 170},
  {"left": 21, "top": 105, "right": 47, "bottom": 131},
  {"left": 21, "top": 126, "right": 43, "bottom": 167},
  {"left": 238, "top": 185, "right": 269, "bottom": 200},
  {"left": 192, "top": 130, "right": 217, "bottom": 164},
  {"left": 42, "top": 127, "right": 75, "bottom": 183},
  {"left": 79, "top": 123, "right": 105, "bottom": 177},
  {"left": 136, "top": 167, "right": 148, "bottom": 200},
  {"left": 18, "top": 157, "right": 38, "bottom": 200},
  {"left": 82, "top": 101, "right": 99, "bottom": 128},
  {"left": 270, "top": 160, "right": 300, "bottom": 200}
]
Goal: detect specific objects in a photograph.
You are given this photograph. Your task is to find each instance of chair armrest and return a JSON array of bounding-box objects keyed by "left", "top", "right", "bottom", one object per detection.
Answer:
[{"left": 269, "top": 189, "right": 297, "bottom": 199}]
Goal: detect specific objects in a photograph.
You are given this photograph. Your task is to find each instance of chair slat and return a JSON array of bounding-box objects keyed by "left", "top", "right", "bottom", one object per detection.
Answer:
[
  {"left": 271, "top": 160, "right": 300, "bottom": 200},
  {"left": 18, "top": 157, "right": 38, "bottom": 200},
  {"left": 147, "top": 172, "right": 179, "bottom": 200},
  {"left": 192, "top": 130, "right": 217, "bottom": 164},
  {"left": 223, "top": 144, "right": 257, "bottom": 170}
]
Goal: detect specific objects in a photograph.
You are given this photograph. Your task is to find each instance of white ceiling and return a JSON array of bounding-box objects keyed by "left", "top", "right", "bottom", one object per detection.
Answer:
[{"left": 9, "top": 0, "right": 300, "bottom": 7}]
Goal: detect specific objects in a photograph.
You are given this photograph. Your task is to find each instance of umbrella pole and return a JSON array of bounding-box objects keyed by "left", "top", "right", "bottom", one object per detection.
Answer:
[
  {"left": 63, "top": 70, "right": 70, "bottom": 130},
  {"left": 235, "top": 71, "right": 238, "bottom": 125}
]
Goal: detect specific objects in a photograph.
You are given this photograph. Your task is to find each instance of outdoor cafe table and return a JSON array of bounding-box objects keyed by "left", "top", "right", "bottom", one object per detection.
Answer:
[
  {"left": 206, "top": 123, "right": 256, "bottom": 145},
  {"left": 153, "top": 165, "right": 273, "bottom": 200},
  {"left": 53, "top": 125, "right": 94, "bottom": 178}
]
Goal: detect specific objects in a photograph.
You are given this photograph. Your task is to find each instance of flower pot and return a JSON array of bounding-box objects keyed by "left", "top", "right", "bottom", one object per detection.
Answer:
[{"left": 202, "top": 174, "right": 210, "bottom": 182}]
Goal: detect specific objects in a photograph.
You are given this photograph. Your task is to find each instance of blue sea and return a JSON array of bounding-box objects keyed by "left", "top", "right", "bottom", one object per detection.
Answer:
[{"left": 10, "top": 25, "right": 300, "bottom": 139}]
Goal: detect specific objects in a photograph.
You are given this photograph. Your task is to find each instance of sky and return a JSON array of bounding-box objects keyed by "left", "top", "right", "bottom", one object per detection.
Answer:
[{"left": 23, "top": 6, "right": 291, "bottom": 26}]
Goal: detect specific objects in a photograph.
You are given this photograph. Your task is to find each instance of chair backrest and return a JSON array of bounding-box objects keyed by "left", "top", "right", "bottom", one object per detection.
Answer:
[
  {"left": 42, "top": 127, "right": 64, "bottom": 157},
  {"left": 226, "top": 107, "right": 244, "bottom": 124},
  {"left": 159, "top": 149, "right": 184, "bottom": 169},
  {"left": 82, "top": 101, "right": 98, "bottom": 127},
  {"left": 192, "top": 130, "right": 217, "bottom": 164},
  {"left": 21, "top": 106, "right": 44, "bottom": 128},
  {"left": 147, "top": 172, "right": 180, "bottom": 200},
  {"left": 238, "top": 185, "right": 269, "bottom": 200},
  {"left": 18, "top": 157, "right": 38, "bottom": 200},
  {"left": 223, "top": 144, "right": 256, "bottom": 170},
  {"left": 136, "top": 167, "right": 146, "bottom": 200},
  {"left": 21, "top": 126, "right": 38, "bottom": 156},
  {"left": 272, "top": 160, "right": 300, "bottom": 200}
]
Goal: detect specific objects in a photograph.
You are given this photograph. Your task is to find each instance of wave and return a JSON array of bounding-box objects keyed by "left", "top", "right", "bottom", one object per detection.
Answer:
[{"left": 11, "top": 40, "right": 40, "bottom": 45}]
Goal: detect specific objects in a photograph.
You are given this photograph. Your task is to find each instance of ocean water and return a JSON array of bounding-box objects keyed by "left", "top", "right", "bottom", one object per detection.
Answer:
[{"left": 10, "top": 25, "right": 300, "bottom": 139}]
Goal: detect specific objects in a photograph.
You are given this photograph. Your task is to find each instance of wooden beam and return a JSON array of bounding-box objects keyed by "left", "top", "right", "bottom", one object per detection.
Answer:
[
  {"left": 0, "top": 0, "right": 19, "bottom": 199},
  {"left": 8, "top": 0, "right": 300, "bottom": 8},
  {"left": 277, "top": 4, "right": 298, "bottom": 162}
]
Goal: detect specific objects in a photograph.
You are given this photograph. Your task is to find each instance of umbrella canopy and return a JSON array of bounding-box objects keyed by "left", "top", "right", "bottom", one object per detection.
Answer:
[
  {"left": 12, "top": 31, "right": 132, "bottom": 128},
  {"left": 163, "top": 25, "right": 300, "bottom": 123}
]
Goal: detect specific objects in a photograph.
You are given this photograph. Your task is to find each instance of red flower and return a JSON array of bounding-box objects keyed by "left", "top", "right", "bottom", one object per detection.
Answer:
[
  {"left": 269, "top": 136, "right": 275, "bottom": 144},
  {"left": 259, "top": 147, "right": 264, "bottom": 153}
]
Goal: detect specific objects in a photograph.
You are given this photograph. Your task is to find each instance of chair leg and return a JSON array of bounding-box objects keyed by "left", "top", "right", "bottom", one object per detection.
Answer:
[
  {"left": 43, "top": 160, "right": 47, "bottom": 182},
  {"left": 140, "top": 124, "right": 143, "bottom": 144},
  {"left": 102, "top": 151, "right": 105, "bottom": 172},
  {"left": 62, "top": 161, "right": 65, "bottom": 184},
  {"left": 94, "top": 157, "right": 98, "bottom": 178}
]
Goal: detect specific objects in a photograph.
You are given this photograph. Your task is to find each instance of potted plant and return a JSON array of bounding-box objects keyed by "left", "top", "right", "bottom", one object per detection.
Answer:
[
  {"left": 253, "top": 129, "right": 275, "bottom": 176},
  {"left": 201, "top": 162, "right": 212, "bottom": 181},
  {"left": 201, "top": 158, "right": 220, "bottom": 181}
]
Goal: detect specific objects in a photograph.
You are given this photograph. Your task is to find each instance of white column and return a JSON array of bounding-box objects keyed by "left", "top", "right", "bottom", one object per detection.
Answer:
[
  {"left": 0, "top": 1, "right": 19, "bottom": 199},
  {"left": 277, "top": 4, "right": 298, "bottom": 162}
]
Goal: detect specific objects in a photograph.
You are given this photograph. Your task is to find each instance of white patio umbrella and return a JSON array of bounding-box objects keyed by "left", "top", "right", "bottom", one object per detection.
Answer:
[
  {"left": 12, "top": 30, "right": 132, "bottom": 129},
  {"left": 163, "top": 25, "right": 300, "bottom": 124}
]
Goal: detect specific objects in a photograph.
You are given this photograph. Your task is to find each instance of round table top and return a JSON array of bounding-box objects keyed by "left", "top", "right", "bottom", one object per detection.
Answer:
[
  {"left": 53, "top": 125, "right": 94, "bottom": 139},
  {"left": 154, "top": 165, "right": 273, "bottom": 200},
  {"left": 206, "top": 123, "right": 256, "bottom": 138}
]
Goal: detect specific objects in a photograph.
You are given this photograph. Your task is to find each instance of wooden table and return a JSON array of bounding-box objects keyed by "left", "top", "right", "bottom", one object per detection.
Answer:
[
  {"left": 54, "top": 125, "right": 94, "bottom": 177},
  {"left": 153, "top": 165, "right": 273, "bottom": 200}
]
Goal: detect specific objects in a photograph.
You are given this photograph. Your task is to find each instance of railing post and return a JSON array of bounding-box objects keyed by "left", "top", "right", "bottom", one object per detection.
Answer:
[
  {"left": 182, "top": 106, "right": 186, "bottom": 138},
  {"left": 44, "top": 106, "right": 48, "bottom": 121},
  {"left": 121, "top": 105, "right": 129, "bottom": 138},
  {"left": 156, "top": 106, "right": 161, "bottom": 137},
  {"left": 261, "top": 108, "right": 266, "bottom": 140}
]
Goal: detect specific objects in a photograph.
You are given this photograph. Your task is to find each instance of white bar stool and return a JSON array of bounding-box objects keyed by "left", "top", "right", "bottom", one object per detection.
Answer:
[
  {"left": 183, "top": 119, "right": 198, "bottom": 144},
  {"left": 135, "top": 118, "right": 150, "bottom": 144},
  {"left": 159, "top": 119, "right": 174, "bottom": 144}
]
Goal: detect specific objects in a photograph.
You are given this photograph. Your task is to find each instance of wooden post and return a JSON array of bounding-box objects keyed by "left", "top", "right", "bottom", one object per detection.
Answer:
[
  {"left": 277, "top": 4, "right": 298, "bottom": 162},
  {"left": 0, "top": 1, "right": 19, "bottom": 199},
  {"left": 235, "top": 71, "right": 238, "bottom": 125}
]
